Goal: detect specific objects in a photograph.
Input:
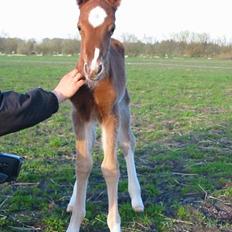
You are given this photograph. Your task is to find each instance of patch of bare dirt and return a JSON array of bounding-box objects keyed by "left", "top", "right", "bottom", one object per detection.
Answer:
[{"left": 200, "top": 198, "right": 232, "bottom": 222}]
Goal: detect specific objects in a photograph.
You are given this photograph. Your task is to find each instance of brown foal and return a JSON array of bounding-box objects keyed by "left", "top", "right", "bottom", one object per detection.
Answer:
[{"left": 66, "top": 1, "right": 144, "bottom": 231}]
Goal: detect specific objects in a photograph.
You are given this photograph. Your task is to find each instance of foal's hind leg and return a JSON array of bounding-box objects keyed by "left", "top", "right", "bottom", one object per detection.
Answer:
[
  {"left": 67, "top": 112, "right": 95, "bottom": 232},
  {"left": 119, "top": 102, "right": 144, "bottom": 212}
]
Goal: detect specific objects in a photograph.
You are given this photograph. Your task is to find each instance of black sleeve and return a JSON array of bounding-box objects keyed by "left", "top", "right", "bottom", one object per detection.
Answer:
[{"left": 0, "top": 88, "right": 59, "bottom": 136}]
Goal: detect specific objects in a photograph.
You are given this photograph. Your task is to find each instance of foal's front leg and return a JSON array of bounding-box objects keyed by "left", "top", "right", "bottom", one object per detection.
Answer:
[
  {"left": 101, "top": 113, "right": 121, "bottom": 232},
  {"left": 67, "top": 116, "right": 95, "bottom": 232}
]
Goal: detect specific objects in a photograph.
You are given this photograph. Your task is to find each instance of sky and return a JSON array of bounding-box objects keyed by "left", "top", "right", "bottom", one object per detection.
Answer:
[{"left": 0, "top": 0, "right": 232, "bottom": 42}]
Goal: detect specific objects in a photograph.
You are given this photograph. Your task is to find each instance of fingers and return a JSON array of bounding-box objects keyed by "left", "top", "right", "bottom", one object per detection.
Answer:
[
  {"left": 68, "top": 68, "right": 84, "bottom": 81},
  {"left": 72, "top": 73, "right": 81, "bottom": 81},
  {"left": 69, "top": 69, "right": 78, "bottom": 77},
  {"left": 73, "top": 73, "right": 86, "bottom": 84},
  {"left": 64, "top": 69, "right": 86, "bottom": 89},
  {"left": 76, "top": 79, "right": 86, "bottom": 88},
  {"left": 71, "top": 70, "right": 85, "bottom": 88}
]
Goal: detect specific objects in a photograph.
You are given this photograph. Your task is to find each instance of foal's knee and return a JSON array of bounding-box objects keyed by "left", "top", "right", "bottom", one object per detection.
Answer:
[
  {"left": 120, "top": 132, "right": 136, "bottom": 156},
  {"left": 101, "top": 164, "right": 120, "bottom": 182},
  {"left": 76, "top": 156, "right": 93, "bottom": 176}
]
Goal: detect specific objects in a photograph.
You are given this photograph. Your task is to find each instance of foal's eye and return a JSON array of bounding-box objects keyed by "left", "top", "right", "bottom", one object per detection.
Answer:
[{"left": 109, "top": 25, "right": 115, "bottom": 35}]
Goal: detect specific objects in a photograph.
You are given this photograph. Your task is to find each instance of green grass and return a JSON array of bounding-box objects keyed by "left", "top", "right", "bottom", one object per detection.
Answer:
[{"left": 0, "top": 55, "right": 232, "bottom": 231}]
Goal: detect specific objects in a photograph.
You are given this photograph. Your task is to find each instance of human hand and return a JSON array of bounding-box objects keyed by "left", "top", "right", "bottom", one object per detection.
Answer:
[{"left": 52, "top": 69, "right": 85, "bottom": 103}]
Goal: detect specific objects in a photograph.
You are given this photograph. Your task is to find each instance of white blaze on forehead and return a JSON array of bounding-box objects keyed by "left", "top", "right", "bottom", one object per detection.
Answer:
[
  {"left": 88, "top": 6, "right": 107, "bottom": 28},
  {"left": 91, "top": 48, "right": 100, "bottom": 70}
]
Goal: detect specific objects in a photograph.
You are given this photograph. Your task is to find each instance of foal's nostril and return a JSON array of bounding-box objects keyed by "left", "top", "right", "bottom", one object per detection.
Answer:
[
  {"left": 84, "top": 62, "right": 103, "bottom": 79},
  {"left": 84, "top": 63, "right": 90, "bottom": 74},
  {"left": 97, "top": 64, "right": 103, "bottom": 75}
]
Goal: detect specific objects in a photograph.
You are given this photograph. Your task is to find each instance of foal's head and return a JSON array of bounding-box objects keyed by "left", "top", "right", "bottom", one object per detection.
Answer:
[{"left": 76, "top": 0, "right": 121, "bottom": 85}]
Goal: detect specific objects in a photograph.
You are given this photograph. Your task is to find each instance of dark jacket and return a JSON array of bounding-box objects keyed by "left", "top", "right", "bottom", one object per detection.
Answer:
[{"left": 0, "top": 88, "right": 59, "bottom": 136}]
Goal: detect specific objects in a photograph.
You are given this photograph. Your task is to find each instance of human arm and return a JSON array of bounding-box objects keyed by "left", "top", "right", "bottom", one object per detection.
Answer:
[
  {"left": 0, "top": 88, "right": 59, "bottom": 136},
  {"left": 0, "top": 69, "right": 85, "bottom": 136}
]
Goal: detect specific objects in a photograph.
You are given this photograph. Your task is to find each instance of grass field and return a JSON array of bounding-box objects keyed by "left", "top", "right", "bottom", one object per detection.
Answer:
[{"left": 0, "top": 55, "right": 232, "bottom": 232}]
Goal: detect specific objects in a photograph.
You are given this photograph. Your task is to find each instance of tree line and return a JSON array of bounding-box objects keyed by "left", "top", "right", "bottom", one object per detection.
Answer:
[
  {"left": 0, "top": 38, "right": 80, "bottom": 56},
  {"left": 0, "top": 32, "right": 232, "bottom": 59}
]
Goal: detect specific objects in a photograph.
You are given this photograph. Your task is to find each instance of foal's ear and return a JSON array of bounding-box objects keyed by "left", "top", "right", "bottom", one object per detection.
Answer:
[
  {"left": 76, "top": 0, "right": 90, "bottom": 7},
  {"left": 105, "top": 0, "right": 121, "bottom": 9}
]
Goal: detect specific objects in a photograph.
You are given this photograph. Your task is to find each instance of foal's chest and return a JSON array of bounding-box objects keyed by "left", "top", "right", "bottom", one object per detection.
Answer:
[
  {"left": 72, "top": 79, "right": 117, "bottom": 121},
  {"left": 93, "top": 79, "right": 117, "bottom": 118}
]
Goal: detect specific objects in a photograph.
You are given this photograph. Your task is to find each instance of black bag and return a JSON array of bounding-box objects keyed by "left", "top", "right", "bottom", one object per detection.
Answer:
[{"left": 0, "top": 153, "right": 23, "bottom": 183}]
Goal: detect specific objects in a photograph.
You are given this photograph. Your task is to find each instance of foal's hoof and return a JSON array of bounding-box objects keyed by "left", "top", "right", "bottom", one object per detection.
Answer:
[
  {"left": 132, "top": 197, "right": 144, "bottom": 212},
  {"left": 66, "top": 225, "right": 80, "bottom": 232},
  {"left": 110, "top": 223, "right": 121, "bottom": 232},
  {"left": 66, "top": 203, "right": 74, "bottom": 212},
  {"left": 133, "top": 204, "right": 144, "bottom": 212}
]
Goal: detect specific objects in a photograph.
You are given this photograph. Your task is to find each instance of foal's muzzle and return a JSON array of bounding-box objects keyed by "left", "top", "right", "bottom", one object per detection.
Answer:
[{"left": 84, "top": 62, "right": 104, "bottom": 81}]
